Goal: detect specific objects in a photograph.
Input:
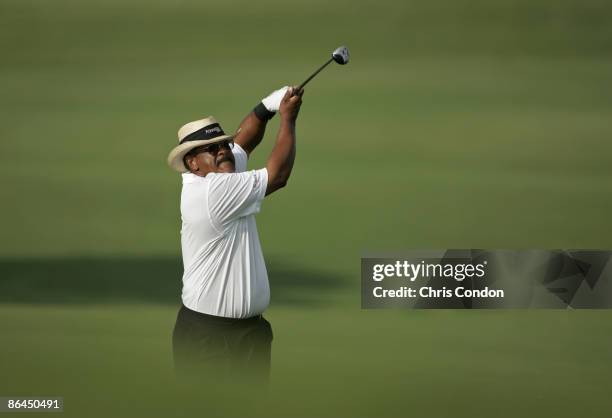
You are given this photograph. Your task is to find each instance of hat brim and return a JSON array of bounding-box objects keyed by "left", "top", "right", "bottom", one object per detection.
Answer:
[{"left": 167, "top": 135, "right": 234, "bottom": 173}]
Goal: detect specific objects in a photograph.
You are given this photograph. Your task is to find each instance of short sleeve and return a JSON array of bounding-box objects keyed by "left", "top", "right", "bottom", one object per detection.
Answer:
[
  {"left": 208, "top": 168, "right": 268, "bottom": 227},
  {"left": 232, "top": 143, "right": 248, "bottom": 173}
]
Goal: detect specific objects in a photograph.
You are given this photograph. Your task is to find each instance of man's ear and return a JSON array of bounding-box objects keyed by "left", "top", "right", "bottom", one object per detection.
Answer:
[{"left": 185, "top": 154, "right": 199, "bottom": 172}]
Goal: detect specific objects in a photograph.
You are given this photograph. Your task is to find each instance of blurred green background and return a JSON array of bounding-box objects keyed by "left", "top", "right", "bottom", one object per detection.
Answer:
[{"left": 1, "top": 0, "right": 611, "bottom": 416}]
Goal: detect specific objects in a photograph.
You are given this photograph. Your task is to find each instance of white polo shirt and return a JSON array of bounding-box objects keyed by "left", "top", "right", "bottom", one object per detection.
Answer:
[{"left": 179, "top": 143, "right": 269, "bottom": 318}]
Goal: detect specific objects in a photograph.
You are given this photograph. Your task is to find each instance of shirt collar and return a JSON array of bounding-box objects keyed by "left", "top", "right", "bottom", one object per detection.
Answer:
[
  {"left": 182, "top": 172, "right": 199, "bottom": 184},
  {"left": 182, "top": 172, "right": 219, "bottom": 184}
]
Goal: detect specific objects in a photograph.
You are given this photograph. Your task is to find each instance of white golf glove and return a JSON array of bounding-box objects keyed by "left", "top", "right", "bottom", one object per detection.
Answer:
[{"left": 261, "top": 86, "right": 289, "bottom": 113}]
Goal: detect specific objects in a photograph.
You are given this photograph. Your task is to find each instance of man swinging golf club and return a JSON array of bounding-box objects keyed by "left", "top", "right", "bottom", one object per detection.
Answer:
[{"left": 167, "top": 85, "right": 303, "bottom": 382}]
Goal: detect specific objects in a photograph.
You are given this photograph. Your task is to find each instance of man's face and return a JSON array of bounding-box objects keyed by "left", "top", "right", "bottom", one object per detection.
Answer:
[{"left": 185, "top": 140, "right": 235, "bottom": 175}]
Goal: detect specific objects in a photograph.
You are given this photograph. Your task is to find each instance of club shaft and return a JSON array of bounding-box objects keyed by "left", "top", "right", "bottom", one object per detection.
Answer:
[{"left": 297, "top": 57, "right": 334, "bottom": 91}]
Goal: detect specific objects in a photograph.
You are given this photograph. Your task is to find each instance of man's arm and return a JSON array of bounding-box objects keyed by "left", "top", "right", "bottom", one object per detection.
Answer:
[
  {"left": 266, "top": 87, "right": 303, "bottom": 195},
  {"left": 233, "top": 112, "right": 267, "bottom": 156},
  {"left": 234, "top": 86, "right": 289, "bottom": 156}
]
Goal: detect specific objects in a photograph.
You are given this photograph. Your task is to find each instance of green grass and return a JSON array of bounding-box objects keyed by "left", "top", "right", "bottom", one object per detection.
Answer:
[
  {"left": 1, "top": 0, "right": 612, "bottom": 416},
  {"left": 2, "top": 304, "right": 610, "bottom": 418},
  {"left": 0, "top": 304, "right": 611, "bottom": 417}
]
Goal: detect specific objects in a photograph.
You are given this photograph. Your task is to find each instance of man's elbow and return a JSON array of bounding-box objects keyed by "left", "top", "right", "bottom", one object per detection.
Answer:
[
  {"left": 274, "top": 177, "right": 289, "bottom": 189},
  {"left": 266, "top": 176, "right": 289, "bottom": 195}
]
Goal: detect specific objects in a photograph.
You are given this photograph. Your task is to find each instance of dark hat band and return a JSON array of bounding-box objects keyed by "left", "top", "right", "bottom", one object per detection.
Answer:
[{"left": 180, "top": 123, "right": 226, "bottom": 144}]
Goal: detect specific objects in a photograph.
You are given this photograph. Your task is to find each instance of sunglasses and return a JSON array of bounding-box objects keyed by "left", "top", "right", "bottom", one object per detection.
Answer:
[{"left": 196, "top": 139, "right": 234, "bottom": 155}]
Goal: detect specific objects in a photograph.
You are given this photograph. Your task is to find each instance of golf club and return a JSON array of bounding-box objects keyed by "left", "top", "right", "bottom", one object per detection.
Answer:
[{"left": 295, "top": 46, "right": 349, "bottom": 92}]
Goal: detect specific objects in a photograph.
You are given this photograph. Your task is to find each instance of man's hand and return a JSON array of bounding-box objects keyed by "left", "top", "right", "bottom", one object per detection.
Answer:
[
  {"left": 235, "top": 86, "right": 297, "bottom": 156},
  {"left": 279, "top": 87, "right": 303, "bottom": 122},
  {"left": 261, "top": 86, "right": 289, "bottom": 113}
]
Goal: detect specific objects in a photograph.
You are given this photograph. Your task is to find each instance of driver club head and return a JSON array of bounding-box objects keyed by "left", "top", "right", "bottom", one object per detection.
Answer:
[
  {"left": 296, "top": 45, "right": 350, "bottom": 91},
  {"left": 332, "top": 46, "right": 349, "bottom": 65}
]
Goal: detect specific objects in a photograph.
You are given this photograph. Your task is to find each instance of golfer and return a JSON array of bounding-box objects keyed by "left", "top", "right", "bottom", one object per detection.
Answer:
[{"left": 167, "top": 86, "right": 303, "bottom": 381}]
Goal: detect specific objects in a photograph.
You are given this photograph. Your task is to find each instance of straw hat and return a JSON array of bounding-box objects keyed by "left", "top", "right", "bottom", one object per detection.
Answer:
[{"left": 167, "top": 116, "right": 234, "bottom": 172}]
